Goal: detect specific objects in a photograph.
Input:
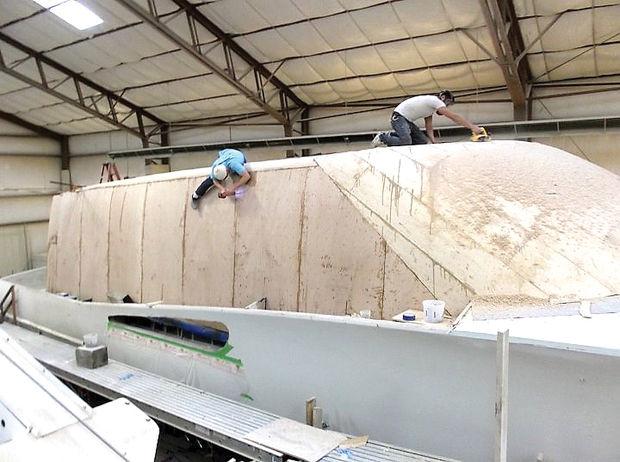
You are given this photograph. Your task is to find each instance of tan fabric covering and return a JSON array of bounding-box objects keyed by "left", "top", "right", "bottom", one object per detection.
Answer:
[
  {"left": 79, "top": 188, "right": 112, "bottom": 301},
  {"left": 47, "top": 141, "right": 620, "bottom": 316},
  {"left": 108, "top": 184, "right": 147, "bottom": 303}
]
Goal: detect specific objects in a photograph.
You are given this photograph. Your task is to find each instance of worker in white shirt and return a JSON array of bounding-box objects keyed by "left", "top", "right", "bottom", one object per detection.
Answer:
[{"left": 372, "top": 90, "right": 484, "bottom": 146}]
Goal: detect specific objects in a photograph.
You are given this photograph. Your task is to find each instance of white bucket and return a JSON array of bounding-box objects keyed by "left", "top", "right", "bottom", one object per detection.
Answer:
[
  {"left": 422, "top": 300, "right": 445, "bottom": 323},
  {"left": 83, "top": 333, "right": 98, "bottom": 347}
]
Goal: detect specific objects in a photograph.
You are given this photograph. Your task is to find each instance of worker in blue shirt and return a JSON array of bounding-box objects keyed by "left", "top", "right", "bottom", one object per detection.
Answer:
[{"left": 191, "top": 148, "right": 251, "bottom": 209}]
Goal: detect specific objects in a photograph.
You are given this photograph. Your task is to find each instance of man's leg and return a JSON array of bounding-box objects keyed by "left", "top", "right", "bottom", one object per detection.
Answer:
[
  {"left": 408, "top": 122, "right": 430, "bottom": 145},
  {"left": 381, "top": 113, "right": 412, "bottom": 146},
  {"left": 194, "top": 176, "right": 214, "bottom": 198},
  {"left": 191, "top": 176, "right": 214, "bottom": 209}
]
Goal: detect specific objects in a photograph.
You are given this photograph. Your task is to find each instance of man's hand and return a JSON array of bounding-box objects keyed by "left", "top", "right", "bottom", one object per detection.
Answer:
[
  {"left": 213, "top": 179, "right": 226, "bottom": 193},
  {"left": 217, "top": 189, "right": 234, "bottom": 198},
  {"left": 222, "top": 188, "right": 235, "bottom": 197},
  {"left": 471, "top": 125, "right": 484, "bottom": 134}
]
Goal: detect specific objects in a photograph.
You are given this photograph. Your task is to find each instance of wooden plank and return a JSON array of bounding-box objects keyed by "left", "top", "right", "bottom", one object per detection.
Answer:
[
  {"left": 495, "top": 329, "right": 509, "bottom": 462},
  {"left": 233, "top": 169, "right": 307, "bottom": 310},
  {"left": 305, "top": 397, "right": 316, "bottom": 426},
  {"left": 299, "top": 167, "right": 385, "bottom": 317},
  {"left": 108, "top": 184, "right": 147, "bottom": 303},
  {"left": 79, "top": 188, "right": 112, "bottom": 301},
  {"left": 245, "top": 418, "right": 346, "bottom": 462},
  {"left": 142, "top": 180, "right": 187, "bottom": 303},
  {"left": 54, "top": 192, "right": 81, "bottom": 296},
  {"left": 183, "top": 178, "right": 235, "bottom": 306}
]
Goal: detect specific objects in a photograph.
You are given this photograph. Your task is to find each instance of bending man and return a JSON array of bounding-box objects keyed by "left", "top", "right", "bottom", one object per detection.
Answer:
[
  {"left": 190, "top": 148, "right": 250, "bottom": 209},
  {"left": 372, "top": 90, "right": 483, "bottom": 146}
]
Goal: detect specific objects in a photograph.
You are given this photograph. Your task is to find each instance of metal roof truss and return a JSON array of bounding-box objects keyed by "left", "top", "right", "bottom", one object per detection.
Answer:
[
  {"left": 479, "top": 0, "right": 531, "bottom": 120},
  {"left": 114, "top": 0, "right": 306, "bottom": 130},
  {"left": 0, "top": 31, "right": 167, "bottom": 147}
]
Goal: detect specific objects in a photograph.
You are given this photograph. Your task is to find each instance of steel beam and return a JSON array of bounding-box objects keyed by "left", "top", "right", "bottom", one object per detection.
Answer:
[
  {"left": 60, "top": 135, "right": 70, "bottom": 170},
  {"left": 115, "top": 0, "right": 303, "bottom": 126},
  {"left": 0, "top": 32, "right": 167, "bottom": 147},
  {"left": 171, "top": 0, "right": 305, "bottom": 109},
  {"left": 479, "top": 0, "right": 531, "bottom": 120},
  {"left": 0, "top": 109, "right": 62, "bottom": 140},
  {"left": 300, "top": 108, "right": 311, "bottom": 157}
]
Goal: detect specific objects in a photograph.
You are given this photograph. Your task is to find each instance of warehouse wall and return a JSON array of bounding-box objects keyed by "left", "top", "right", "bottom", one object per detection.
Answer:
[
  {"left": 0, "top": 119, "right": 61, "bottom": 276},
  {"left": 533, "top": 134, "right": 620, "bottom": 175},
  {"left": 530, "top": 89, "right": 620, "bottom": 175}
]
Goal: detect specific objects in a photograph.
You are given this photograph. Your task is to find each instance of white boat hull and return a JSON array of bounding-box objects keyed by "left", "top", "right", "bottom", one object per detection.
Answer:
[{"left": 2, "top": 269, "right": 619, "bottom": 462}]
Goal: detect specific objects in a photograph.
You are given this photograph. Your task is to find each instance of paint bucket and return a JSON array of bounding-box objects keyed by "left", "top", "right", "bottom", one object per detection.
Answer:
[
  {"left": 422, "top": 300, "right": 445, "bottom": 323},
  {"left": 402, "top": 310, "right": 416, "bottom": 321}
]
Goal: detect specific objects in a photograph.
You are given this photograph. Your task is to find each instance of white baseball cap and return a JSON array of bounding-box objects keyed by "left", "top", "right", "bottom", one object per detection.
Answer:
[{"left": 212, "top": 164, "right": 228, "bottom": 180}]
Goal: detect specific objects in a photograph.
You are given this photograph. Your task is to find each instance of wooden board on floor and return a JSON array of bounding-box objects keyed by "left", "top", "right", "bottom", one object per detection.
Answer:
[{"left": 245, "top": 418, "right": 346, "bottom": 462}]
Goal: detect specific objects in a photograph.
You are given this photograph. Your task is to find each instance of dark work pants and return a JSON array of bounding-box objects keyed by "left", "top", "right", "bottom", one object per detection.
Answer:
[
  {"left": 382, "top": 112, "right": 429, "bottom": 146},
  {"left": 194, "top": 176, "right": 214, "bottom": 198}
]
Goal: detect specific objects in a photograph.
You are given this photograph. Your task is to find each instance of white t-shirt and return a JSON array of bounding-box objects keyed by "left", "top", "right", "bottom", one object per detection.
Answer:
[{"left": 394, "top": 95, "right": 445, "bottom": 122}]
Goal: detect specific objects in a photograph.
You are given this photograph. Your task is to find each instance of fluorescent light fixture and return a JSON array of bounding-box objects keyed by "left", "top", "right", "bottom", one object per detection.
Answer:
[
  {"left": 49, "top": 1, "right": 103, "bottom": 30},
  {"left": 32, "top": 0, "right": 64, "bottom": 7}
]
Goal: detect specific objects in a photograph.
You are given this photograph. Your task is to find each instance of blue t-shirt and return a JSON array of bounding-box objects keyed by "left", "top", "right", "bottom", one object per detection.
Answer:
[{"left": 210, "top": 148, "right": 247, "bottom": 178}]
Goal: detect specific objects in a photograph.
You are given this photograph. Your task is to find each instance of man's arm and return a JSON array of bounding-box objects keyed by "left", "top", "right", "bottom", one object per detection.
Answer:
[
  {"left": 436, "top": 107, "right": 483, "bottom": 133},
  {"left": 224, "top": 171, "right": 251, "bottom": 196},
  {"left": 424, "top": 116, "right": 435, "bottom": 143},
  {"left": 212, "top": 179, "right": 226, "bottom": 192}
]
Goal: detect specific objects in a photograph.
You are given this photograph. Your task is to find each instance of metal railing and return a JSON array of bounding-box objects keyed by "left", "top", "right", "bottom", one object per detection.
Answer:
[{"left": 108, "top": 115, "right": 620, "bottom": 159}]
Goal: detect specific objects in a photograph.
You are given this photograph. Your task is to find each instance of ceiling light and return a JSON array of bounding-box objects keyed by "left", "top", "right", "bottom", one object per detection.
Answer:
[{"left": 49, "top": 1, "right": 103, "bottom": 30}]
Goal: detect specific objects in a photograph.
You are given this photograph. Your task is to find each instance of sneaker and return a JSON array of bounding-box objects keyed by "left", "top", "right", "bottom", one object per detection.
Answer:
[
  {"left": 371, "top": 132, "right": 386, "bottom": 147},
  {"left": 190, "top": 194, "right": 199, "bottom": 209}
]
